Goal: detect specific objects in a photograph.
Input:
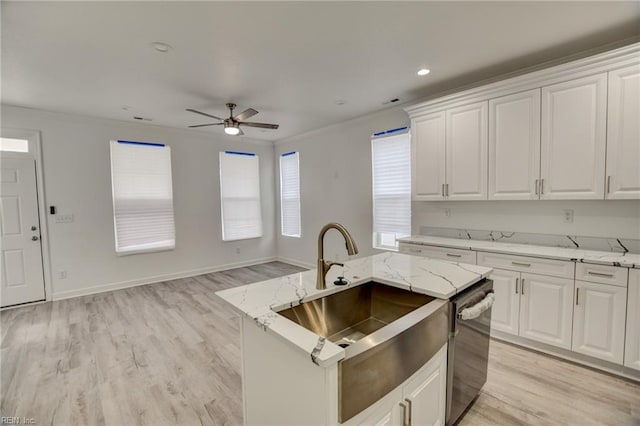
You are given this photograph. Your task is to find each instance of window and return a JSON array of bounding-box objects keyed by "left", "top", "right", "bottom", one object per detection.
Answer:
[
  {"left": 280, "top": 151, "right": 301, "bottom": 237},
  {"left": 371, "top": 129, "right": 411, "bottom": 251},
  {"left": 110, "top": 140, "right": 175, "bottom": 255},
  {"left": 219, "top": 151, "right": 263, "bottom": 241},
  {"left": 0, "top": 137, "right": 29, "bottom": 153}
]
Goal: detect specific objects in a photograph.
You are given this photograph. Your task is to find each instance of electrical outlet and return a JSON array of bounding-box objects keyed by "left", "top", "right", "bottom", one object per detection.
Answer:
[
  {"left": 55, "top": 214, "right": 74, "bottom": 223},
  {"left": 57, "top": 270, "right": 67, "bottom": 279},
  {"left": 563, "top": 209, "right": 574, "bottom": 223},
  {"left": 444, "top": 208, "right": 452, "bottom": 218}
]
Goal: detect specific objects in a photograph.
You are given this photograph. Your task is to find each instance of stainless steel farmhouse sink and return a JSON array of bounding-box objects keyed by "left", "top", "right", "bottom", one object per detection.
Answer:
[{"left": 278, "top": 281, "right": 449, "bottom": 422}]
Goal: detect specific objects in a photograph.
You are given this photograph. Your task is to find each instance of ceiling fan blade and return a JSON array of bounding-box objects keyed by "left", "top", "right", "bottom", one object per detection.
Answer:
[
  {"left": 188, "top": 123, "right": 224, "bottom": 128},
  {"left": 235, "top": 108, "right": 258, "bottom": 121},
  {"left": 241, "top": 122, "right": 279, "bottom": 129},
  {"left": 237, "top": 128, "right": 244, "bottom": 136},
  {"left": 186, "top": 108, "right": 223, "bottom": 121}
]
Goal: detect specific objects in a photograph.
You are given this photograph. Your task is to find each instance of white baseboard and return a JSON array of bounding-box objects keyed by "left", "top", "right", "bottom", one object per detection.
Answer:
[
  {"left": 51, "top": 256, "right": 278, "bottom": 301},
  {"left": 275, "top": 256, "right": 314, "bottom": 270}
]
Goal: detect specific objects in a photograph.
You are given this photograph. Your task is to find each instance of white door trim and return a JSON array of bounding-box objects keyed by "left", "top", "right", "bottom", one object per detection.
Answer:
[{"left": 1, "top": 127, "right": 52, "bottom": 304}]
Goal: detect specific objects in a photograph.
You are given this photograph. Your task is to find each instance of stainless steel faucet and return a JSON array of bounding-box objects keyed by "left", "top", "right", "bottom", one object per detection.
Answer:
[{"left": 316, "top": 223, "right": 359, "bottom": 289}]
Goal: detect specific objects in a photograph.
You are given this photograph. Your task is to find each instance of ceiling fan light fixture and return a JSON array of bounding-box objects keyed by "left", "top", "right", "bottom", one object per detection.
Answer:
[{"left": 224, "top": 123, "right": 240, "bottom": 135}]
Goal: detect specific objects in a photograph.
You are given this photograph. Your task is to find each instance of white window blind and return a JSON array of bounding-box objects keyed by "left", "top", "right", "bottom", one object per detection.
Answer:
[
  {"left": 280, "top": 152, "right": 301, "bottom": 237},
  {"left": 110, "top": 140, "right": 175, "bottom": 255},
  {"left": 372, "top": 130, "right": 411, "bottom": 250},
  {"left": 219, "top": 151, "right": 263, "bottom": 241}
]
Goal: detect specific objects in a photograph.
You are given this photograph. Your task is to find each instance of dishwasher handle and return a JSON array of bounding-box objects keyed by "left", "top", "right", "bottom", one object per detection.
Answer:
[{"left": 457, "top": 292, "right": 495, "bottom": 321}]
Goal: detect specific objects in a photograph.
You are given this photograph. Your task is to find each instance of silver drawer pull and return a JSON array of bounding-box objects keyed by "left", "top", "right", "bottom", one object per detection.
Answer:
[
  {"left": 446, "top": 253, "right": 462, "bottom": 258},
  {"left": 587, "top": 271, "right": 614, "bottom": 278},
  {"left": 511, "top": 261, "right": 531, "bottom": 267}
]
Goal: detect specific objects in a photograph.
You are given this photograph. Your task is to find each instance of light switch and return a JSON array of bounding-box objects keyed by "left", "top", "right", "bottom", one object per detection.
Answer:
[{"left": 55, "top": 214, "right": 74, "bottom": 223}]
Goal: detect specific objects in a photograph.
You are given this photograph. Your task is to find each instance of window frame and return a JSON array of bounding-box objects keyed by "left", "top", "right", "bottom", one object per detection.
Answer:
[{"left": 279, "top": 151, "right": 302, "bottom": 238}]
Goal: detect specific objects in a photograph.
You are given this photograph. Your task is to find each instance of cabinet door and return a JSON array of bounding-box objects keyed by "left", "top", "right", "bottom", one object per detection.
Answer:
[
  {"left": 489, "top": 89, "right": 541, "bottom": 200},
  {"left": 489, "top": 269, "right": 520, "bottom": 336},
  {"left": 540, "top": 73, "right": 607, "bottom": 200},
  {"left": 519, "top": 273, "right": 574, "bottom": 349},
  {"left": 413, "top": 112, "right": 446, "bottom": 200},
  {"left": 403, "top": 345, "right": 447, "bottom": 426},
  {"left": 606, "top": 64, "right": 640, "bottom": 200},
  {"left": 445, "top": 101, "right": 488, "bottom": 200},
  {"left": 572, "top": 281, "right": 627, "bottom": 364},
  {"left": 625, "top": 269, "right": 640, "bottom": 371}
]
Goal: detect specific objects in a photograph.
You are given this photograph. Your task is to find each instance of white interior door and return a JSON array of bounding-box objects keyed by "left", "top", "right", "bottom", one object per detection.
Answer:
[{"left": 1, "top": 157, "right": 45, "bottom": 307}]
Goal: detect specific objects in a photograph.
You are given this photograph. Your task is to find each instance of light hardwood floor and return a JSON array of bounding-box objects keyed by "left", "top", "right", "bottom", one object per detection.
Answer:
[{"left": 1, "top": 261, "right": 639, "bottom": 425}]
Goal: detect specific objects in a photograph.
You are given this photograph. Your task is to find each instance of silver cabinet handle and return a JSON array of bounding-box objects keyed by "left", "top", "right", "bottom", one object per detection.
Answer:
[
  {"left": 399, "top": 401, "right": 410, "bottom": 426},
  {"left": 446, "top": 253, "right": 462, "bottom": 258},
  {"left": 32, "top": 236, "right": 39, "bottom": 241},
  {"left": 511, "top": 261, "right": 531, "bottom": 267},
  {"left": 587, "top": 271, "right": 614, "bottom": 278},
  {"left": 575, "top": 288, "right": 580, "bottom": 305},
  {"left": 405, "top": 398, "right": 412, "bottom": 426},
  {"left": 441, "top": 184, "right": 445, "bottom": 197},
  {"left": 540, "top": 179, "right": 544, "bottom": 194},
  {"left": 521, "top": 278, "right": 525, "bottom": 295},
  {"left": 534, "top": 179, "right": 539, "bottom": 196},
  {"left": 445, "top": 183, "right": 449, "bottom": 197},
  {"left": 607, "top": 176, "right": 611, "bottom": 194},
  {"left": 515, "top": 277, "right": 519, "bottom": 294}
]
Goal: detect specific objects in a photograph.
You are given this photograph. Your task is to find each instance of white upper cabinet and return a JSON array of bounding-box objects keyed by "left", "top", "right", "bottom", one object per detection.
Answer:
[
  {"left": 412, "top": 112, "right": 446, "bottom": 200},
  {"left": 489, "top": 89, "right": 541, "bottom": 200},
  {"left": 540, "top": 73, "right": 608, "bottom": 200},
  {"left": 445, "top": 101, "right": 488, "bottom": 200},
  {"left": 606, "top": 64, "right": 640, "bottom": 199}
]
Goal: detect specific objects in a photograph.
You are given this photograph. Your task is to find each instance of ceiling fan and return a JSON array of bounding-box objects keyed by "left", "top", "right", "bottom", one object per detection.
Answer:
[{"left": 186, "top": 103, "right": 279, "bottom": 136}]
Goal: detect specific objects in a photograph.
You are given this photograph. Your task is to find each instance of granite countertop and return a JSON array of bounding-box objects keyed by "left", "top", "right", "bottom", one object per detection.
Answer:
[
  {"left": 215, "top": 252, "right": 492, "bottom": 367},
  {"left": 397, "top": 235, "right": 640, "bottom": 269}
]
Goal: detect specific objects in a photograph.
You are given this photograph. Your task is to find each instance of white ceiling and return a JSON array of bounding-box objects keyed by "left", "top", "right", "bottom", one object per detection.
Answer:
[{"left": 2, "top": 1, "right": 639, "bottom": 141}]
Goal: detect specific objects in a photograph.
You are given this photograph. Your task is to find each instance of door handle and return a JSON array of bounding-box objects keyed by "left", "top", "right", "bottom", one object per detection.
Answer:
[
  {"left": 31, "top": 226, "right": 38, "bottom": 231},
  {"left": 32, "top": 236, "right": 39, "bottom": 241},
  {"left": 404, "top": 398, "right": 413, "bottom": 426}
]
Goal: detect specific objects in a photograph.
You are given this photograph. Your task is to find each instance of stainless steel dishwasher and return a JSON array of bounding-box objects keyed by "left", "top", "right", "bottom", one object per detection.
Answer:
[{"left": 446, "top": 279, "right": 494, "bottom": 426}]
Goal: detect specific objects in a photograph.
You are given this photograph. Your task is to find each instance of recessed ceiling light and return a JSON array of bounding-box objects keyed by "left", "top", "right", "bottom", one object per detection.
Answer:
[
  {"left": 151, "top": 42, "right": 172, "bottom": 53},
  {"left": 417, "top": 68, "right": 431, "bottom": 76}
]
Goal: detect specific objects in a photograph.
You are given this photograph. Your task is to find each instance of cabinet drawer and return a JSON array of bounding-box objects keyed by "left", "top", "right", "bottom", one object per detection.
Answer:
[
  {"left": 477, "top": 252, "right": 574, "bottom": 278},
  {"left": 575, "top": 263, "right": 628, "bottom": 287},
  {"left": 399, "top": 243, "right": 477, "bottom": 264}
]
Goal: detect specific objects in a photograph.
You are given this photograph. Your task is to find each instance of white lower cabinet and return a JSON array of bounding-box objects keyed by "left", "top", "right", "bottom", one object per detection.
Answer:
[
  {"left": 625, "top": 269, "right": 640, "bottom": 371},
  {"left": 519, "top": 273, "right": 574, "bottom": 349},
  {"left": 572, "top": 280, "right": 627, "bottom": 363},
  {"left": 344, "top": 345, "right": 447, "bottom": 426},
  {"left": 488, "top": 268, "right": 520, "bottom": 335}
]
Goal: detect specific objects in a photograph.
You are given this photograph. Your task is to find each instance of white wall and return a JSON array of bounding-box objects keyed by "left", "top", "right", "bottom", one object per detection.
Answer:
[
  {"left": 274, "top": 107, "right": 410, "bottom": 267},
  {"left": 412, "top": 200, "right": 640, "bottom": 240},
  {"left": 1, "top": 105, "right": 276, "bottom": 299}
]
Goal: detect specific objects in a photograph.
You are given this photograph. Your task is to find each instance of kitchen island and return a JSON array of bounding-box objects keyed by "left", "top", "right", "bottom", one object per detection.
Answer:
[{"left": 216, "top": 252, "right": 492, "bottom": 425}]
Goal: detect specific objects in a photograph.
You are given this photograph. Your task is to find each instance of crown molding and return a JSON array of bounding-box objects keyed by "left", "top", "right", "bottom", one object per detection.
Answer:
[{"left": 405, "top": 41, "right": 640, "bottom": 117}]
